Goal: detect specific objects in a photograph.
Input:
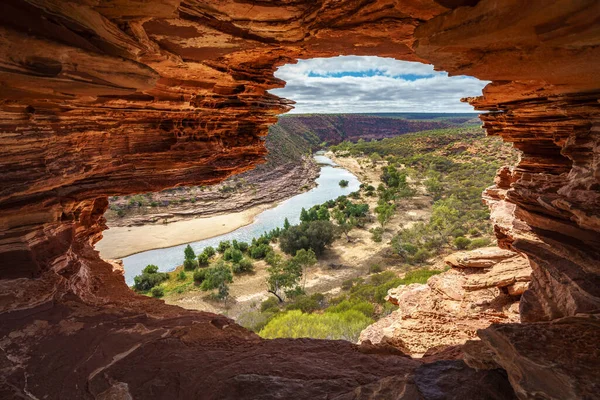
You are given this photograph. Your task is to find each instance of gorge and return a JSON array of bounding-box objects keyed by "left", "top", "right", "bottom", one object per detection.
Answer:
[{"left": 1, "top": 1, "right": 599, "bottom": 399}]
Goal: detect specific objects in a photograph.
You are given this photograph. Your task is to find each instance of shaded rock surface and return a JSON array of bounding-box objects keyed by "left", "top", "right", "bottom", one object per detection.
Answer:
[
  {"left": 0, "top": 0, "right": 599, "bottom": 399},
  {"left": 359, "top": 248, "right": 529, "bottom": 356}
]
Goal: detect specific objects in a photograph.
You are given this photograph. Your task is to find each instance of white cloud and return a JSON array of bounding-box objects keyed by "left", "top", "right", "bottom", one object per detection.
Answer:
[{"left": 269, "top": 56, "right": 489, "bottom": 113}]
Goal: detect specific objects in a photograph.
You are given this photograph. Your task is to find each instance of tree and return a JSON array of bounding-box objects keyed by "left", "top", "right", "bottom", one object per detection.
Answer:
[
  {"left": 200, "top": 262, "right": 233, "bottom": 302},
  {"left": 184, "top": 244, "right": 196, "bottom": 260},
  {"left": 339, "top": 179, "right": 349, "bottom": 187},
  {"left": 374, "top": 201, "right": 395, "bottom": 228},
  {"left": 293, "top": 249, "right": 317, "bottom": 290},
  {"left": 279, "top": 220, "right": 337, "bottom": 256},
  {"left": 133, "top": 265, "right": 168, "bottom": 292},
  {"left": 333, "top": 208, "right": 356, "bottom": 241},
  {"left": 266, "top": 254, "right": 303, "bottom": 302},
  {"left": 316, "top": 205, "right": 330, "bottom": 221},
  {"left": 299, "top": 208, "right": 309, "bottom": 222},
  {"left": 283, "top": 218, "right": 291, "bottom": 230}
]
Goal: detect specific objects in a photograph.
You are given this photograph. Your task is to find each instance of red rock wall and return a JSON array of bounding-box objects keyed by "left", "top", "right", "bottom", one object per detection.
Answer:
[{"left": 0, "top": 0, "right": 599, "bottom": 398}]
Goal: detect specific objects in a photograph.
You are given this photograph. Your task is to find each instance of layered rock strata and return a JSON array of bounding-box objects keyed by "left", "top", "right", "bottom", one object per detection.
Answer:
[
  {"left": 359, "top": 247, "right": 530, "bottom": 356},
  {"left": 0, "top": 0, "right": 599, "bottom": 398}
]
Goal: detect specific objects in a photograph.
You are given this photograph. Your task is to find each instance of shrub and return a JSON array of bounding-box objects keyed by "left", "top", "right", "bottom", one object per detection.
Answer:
[
  {"left": 232, "top": 258, "right": 254, "bottom": 274},
  {"left": 370, "top": 227, "right": 383, "bottom": 243},
  {"left": 200, "top": 262, "right": 233, "bottom": 292},
  {"left": 237, "top": 241, "right": 249, "bottom": 252},
  {"left": 259, "top": 310, "right": 372, "bottom": 342},
  {"left": 454, "top": 236, "right": 472, "bottom": 250},
  {"left": 339, "top": 179, "right": 349, "bottom": 187},
  {"left": 183, "top": 258, "right": 198, "bottom": 271},
  {"left": 223, "top": 248, "right": 243, "bottom": 263},
  {"left": 217, "top": 241, "right": 231, "bottom": 253},
  {"left": 133, "top": 266, "right": 168, "bottom": 292},
  {"left": 468, "top": 237, "right": 492, "bottom": 249},
  {"left": 177, "top": 270, "right": 186, "bottom": 281},
  {"left": 143, "top": 264, "right": 159, "bottom": 274},
  {"left": 250, "top": 243, "right": 271, "bottom": 259},
  {"left": 285, "top": 294, "right": 325, "bottom": 313},
  {"left": 150, "top": 286, "right": 164, "bottom": 298},
  {"left": 325, "top": 299, "right": 374, "bottom": 318},
  {"left": 261, "top": 296, "right": 281, "bottom": 312},
  {"left": 203, "top": 246, "right": 216, "bottom": 258},
  {"left": 193, "top": 268, "right": 207, "bottom": 284},
  {"left": 411, "top": 248, "right": 430, "bottom": 264},
  {"left": 197, "top": 253, "right": 210, "bottom": 266},
  {"left": 369, "top": 264, "right": 383, "bottom": 273}
]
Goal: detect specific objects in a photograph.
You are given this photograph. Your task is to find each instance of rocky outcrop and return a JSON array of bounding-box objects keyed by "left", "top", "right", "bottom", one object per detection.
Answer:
[
  {"left": 359, "top": 248, "right": 530, "bottom": 356},
  {"left": 0, "top": 0, "right": 599, "bottom": 398},
  {"left": 470, "top": 315, "right": 600, "bottom": 400}
]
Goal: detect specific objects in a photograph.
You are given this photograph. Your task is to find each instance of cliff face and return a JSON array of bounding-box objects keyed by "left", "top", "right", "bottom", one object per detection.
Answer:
[
  {"left": 276, "top": 114, "right": 467, "bottom": 144},
  {"left": 0, "top": 1, "right": 599, "bottom": 399}
]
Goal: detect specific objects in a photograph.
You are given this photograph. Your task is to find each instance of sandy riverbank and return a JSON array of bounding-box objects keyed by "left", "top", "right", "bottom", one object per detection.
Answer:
[{"left": 96, "top": 203, "right": 274, "bottom": 259}]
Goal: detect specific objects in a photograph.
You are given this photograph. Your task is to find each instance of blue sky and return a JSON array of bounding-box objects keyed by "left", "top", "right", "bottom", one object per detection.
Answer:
[{"left": 270, "top": 56, "right": 488, "bottom": 114}]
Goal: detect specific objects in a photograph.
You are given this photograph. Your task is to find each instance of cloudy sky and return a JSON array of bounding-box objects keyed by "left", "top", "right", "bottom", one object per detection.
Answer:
[{"left": 270, "top": 56, "right": 488, "bottom": 114}]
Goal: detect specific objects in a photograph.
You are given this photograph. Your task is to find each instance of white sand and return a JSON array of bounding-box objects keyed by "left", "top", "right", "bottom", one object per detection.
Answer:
[{"left": 96, "top": 204, "right": 272, "bottom": 259}]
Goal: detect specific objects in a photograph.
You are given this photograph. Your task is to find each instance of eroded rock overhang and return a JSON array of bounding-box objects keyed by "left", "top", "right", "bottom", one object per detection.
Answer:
[{"left": 0, "top": 1, "right": 599, "bottom": 399}]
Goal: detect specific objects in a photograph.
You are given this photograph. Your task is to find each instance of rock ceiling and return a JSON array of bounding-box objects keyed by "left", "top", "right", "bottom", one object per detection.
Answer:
[{"left": 0, "top": 0, "right": 599, "bottom": 398}]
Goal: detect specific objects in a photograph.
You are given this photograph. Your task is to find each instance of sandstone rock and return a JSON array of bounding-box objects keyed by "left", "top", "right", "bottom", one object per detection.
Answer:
[
  {"left": 0, "top": 0, "right": 599, "bottom": 398},
  {"left": 362, "top": 260, "right": 521, "bottom": 356},
  {"left": 478, "top": 316, "right": 600, "bottom": 400},
  {"left": 444, "top": 247, "right": 516, "bottom": 268},
  {"left": 506, "top": 282, "right": 529, "bottom": 296},
  {"left": 463, "top": 256, "right": 531, "bottom": 291}
]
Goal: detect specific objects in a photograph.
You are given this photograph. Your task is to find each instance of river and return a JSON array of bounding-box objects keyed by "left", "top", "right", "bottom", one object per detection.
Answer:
[{"left": 121, "top": 154, "right": 360, "bottom": 284}]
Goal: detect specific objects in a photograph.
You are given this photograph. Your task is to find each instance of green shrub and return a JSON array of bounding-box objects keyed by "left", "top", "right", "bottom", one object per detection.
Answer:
[
  {"left": 454, "top": 236, "right": 472, "bottom": 250},
  {"left": 369, "top": 264, "right": 383, "bottom": 273},
  {"left": 143, "top": 264, "right": 159, "bottom": 274},
  {"left": 177, "top": 270, "right": 186, "bottom": 281},
  {"left": 259, "top": 310, "right": 372, "bottom": 342},
  {"left": 217, "top": 241, "right": 231, "bottom": 253},
  {"left": 203, "top": 246, "right": 216, "bottom": 258},
  {"left": 193, "top": 268, "right": 207, "bottom": 284},
  {"left": 249, "top": 243, "right": 271, "bottom": 259},
  {"left": 339, "top": 179, "right": 349, "bottom": 187},
  {"left": 200, "top": 262, "right": 233, "bottom": 291},
  {"left": 370, "top": 227, "right": 383, "bottom": 243},
  {"left": 197, "top": 253, "right": 210, "bottom": 266},
  {"left": 285, "top": 294, "right": 325, "bottom": 313},
  {"left": 411, "top": 249, "right": 430, "bottom": 264},
  {"left": 150, "top": 286, "right": 164, "bottom": 298},
  {"left": 261, "top": 296, "right": 281, "bottom": 313},
  {"left": 133, "top": 266, "right": 168, "bottom": 292},
  {"left": 232, "top": 258, "right": 254, "bottom": 274},
  {"left": 183, "top": 258, "right": 198, "bottom": 271},
  {"left": 325, "top": 299, "right": 374, "bottom": 318},
  {"left": 468, "top": 237, "right": 492, "bottom": 249},
  {"left": 223, "top": 248, "right": 243, "bottom": 263}
]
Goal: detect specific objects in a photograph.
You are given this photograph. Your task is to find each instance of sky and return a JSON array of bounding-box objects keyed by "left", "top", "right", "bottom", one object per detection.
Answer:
[{"left": 270, "top": 56, "right": 488, "bottom": 114}]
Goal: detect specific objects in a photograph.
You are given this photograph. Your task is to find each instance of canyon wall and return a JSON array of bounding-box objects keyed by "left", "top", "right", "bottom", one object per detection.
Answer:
[{"left": 0, "top": 0, "right": 598, "bottom": 398}]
